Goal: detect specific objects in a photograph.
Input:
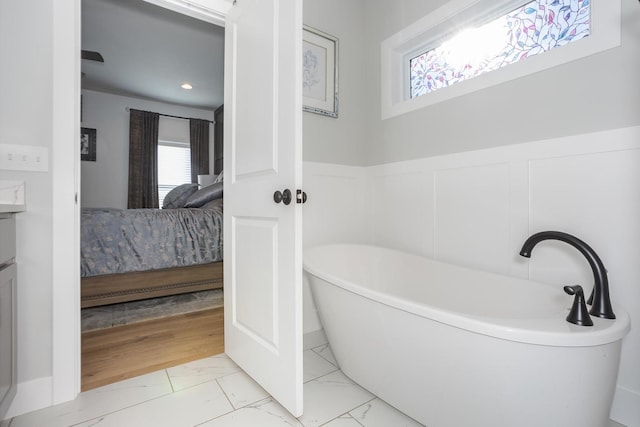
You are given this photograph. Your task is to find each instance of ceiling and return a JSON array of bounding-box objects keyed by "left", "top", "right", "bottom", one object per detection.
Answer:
[{"left": 81, "top": 0, "right": 225, "bottom": 110}]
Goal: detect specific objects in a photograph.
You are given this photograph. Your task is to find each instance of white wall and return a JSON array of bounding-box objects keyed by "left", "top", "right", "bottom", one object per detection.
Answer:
[
  {"left": 0, "top": 0, "right": 55, "bottom": 402},
  {"left": 382, "top": 127, "right": 638, "bottom": 426},
  {"left": 362, "top": 0, "right": 640, "bottom": 165},
  {"left": 300, "top": 0, "right": 373, "bottom": 334},
  {"left": 302, "top": 162, "right": 369, "bottom": 333},
  {"left": 81, "top": 89, "right": 215, "bottom": 209},
  {"left": 302, "top": 0, "right": 369, "bottom": 166},
  {"left": 1, "top": 0, "right": 80, "bottom": 417},
  {"left": 304, "top": 127, "right": 640, "bottom": 425}
]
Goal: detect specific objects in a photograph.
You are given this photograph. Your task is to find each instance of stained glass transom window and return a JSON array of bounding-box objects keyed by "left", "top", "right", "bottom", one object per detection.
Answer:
[{"left": 409, "top": 0, "right": 590, "bottom": 99}]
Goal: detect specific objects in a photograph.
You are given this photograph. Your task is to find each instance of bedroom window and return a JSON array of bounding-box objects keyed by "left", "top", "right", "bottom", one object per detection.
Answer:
[
  {"left": 380, "top": 0, "right": 621, "bottom": 119},
  {"left": 158, "top": 140, "right": 191, "bottom": 206}
]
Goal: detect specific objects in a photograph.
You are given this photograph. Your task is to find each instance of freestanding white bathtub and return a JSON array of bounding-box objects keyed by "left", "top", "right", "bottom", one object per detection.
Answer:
[{"left": 304, "top": 244, "right": 630, "bottom": 427}]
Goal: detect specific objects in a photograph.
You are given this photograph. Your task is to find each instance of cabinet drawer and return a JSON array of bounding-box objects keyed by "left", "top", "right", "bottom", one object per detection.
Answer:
[{"left": 0, "top": 216, "right": 16, "bottom": 266}]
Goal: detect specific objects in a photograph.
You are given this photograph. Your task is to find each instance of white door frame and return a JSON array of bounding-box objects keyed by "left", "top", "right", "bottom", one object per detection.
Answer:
[
  {"left": 52, "top": 0, "right": 82, "bottom": 405},
  {"left": 51, "top": 0, "right": 231, "bottom": 406}
]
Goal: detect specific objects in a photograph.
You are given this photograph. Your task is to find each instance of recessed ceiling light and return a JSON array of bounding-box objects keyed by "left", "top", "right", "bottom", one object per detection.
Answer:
[{"left": 181, "top": 83, "right": 193, "bottom": 90}]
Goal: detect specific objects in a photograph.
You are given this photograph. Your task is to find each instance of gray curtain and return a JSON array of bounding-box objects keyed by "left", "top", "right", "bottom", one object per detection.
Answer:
[
  {"left": 128, "top": 109, "right": 160, "bottom": 208},
  {"left": 190, "top": 118, "right": 210, "bottom": 183}
]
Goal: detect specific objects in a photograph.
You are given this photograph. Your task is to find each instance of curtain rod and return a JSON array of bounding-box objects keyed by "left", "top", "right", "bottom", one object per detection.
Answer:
[{"left": 125, "top": 107, "right": 214, "bottom": 124}]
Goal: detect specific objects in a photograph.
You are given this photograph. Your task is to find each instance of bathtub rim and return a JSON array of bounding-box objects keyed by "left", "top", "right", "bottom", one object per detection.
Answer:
[{"left": 303, "top": 244, "right": 630, "bottom": 347}]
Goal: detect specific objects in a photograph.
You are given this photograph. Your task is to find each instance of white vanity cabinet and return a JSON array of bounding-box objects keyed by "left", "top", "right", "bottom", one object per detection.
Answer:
[{"left": 0, "top": 212, "right": 18, "bottom": 420}]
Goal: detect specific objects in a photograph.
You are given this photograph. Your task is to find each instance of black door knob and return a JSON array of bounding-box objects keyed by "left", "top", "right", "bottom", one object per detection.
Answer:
[{"left": 273, "top": 189, "right": 292, "bottom": 205}]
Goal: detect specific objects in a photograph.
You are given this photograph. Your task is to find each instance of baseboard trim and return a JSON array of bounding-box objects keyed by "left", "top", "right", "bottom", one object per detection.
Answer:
[
  {"left": 303, "top": 329, "right": 327, "bottom": 350},
  {"left": 5, "top": 376, "right": 53, "bottom": 419},
  {"left": 610, "top": 385, "right": 639, "bottom": 427}
]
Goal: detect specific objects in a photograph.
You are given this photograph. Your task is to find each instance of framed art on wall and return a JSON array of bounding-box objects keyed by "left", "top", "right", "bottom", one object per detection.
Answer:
[
  {"left": 302, "top": 25, "right": 339, "bottom": 118},
  {"left": 80, "top": 127, "right": 96, "bottom": 161}
]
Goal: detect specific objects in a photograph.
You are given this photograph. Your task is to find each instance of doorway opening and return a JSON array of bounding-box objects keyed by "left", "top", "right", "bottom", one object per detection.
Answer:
[{"left": 79, "top": 0, "right": 225, "bottom": 390}]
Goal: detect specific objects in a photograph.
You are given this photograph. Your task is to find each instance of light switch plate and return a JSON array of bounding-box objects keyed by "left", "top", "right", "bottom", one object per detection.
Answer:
[{"left": 0, "top": 144, "right": 49, "bottom": 172}]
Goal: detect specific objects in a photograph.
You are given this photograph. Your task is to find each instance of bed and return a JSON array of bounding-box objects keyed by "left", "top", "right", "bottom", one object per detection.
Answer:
[{"left": 81, "top": 183, "right": 224, "bottom": 308}]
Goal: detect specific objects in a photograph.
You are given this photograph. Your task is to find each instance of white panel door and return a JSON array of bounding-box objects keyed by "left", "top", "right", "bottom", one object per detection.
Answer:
[{"left": 223, "top": 0, "right": 303, "bottom": 417}]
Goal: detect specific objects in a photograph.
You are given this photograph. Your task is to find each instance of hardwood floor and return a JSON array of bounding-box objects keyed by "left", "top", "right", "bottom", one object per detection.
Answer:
[{"left": 81, "top": 307, "right": 224, "bottom": 391}]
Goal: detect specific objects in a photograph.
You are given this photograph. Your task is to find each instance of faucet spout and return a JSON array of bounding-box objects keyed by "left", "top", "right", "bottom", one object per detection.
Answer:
[{"left": 519, "top": 231, "right": 615, "bottom": 319}]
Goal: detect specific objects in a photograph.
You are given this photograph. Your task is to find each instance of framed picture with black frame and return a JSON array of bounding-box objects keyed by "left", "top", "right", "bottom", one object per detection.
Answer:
[{"left": 80, "top": 127, "right": 97, "bottom": 162}]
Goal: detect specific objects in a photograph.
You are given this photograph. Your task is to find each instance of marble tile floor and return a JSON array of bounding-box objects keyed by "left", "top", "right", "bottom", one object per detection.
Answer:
[
  {"left": 3, "top": 345, "right": 424, "bottom": 427},
  {"left": 3, "top": 344, "right": 628, "bottom": 427}
]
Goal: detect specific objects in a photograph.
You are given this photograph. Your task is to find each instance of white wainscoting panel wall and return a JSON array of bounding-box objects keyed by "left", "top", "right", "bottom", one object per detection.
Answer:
[
  {"left": 434, "top": 163, "right": 512, "bottom": 274},
  {"left": 303, "top": 162, "right": 369, "bottom": 249},
  {"left": 302, "top": 162, "right": 370, "bottom": 334},
  {"left": 366, "top": 126, "right": 640, "bottom": 426},
  {"left": 369, "top": 168, "right": 435, "bottom": 257},
  {"left": 301, "top": 128, "right": 639, "bottom": 425}
]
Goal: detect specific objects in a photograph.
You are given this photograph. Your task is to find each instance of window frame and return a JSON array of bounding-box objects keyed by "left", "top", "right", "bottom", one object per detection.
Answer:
[{"left": 381, "top": 0, "right": 621, "bottom": 120}]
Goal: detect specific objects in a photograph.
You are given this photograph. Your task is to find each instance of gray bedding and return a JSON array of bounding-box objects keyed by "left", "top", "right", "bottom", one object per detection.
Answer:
[{"left": 81, "top": 206, "right": 223, "bottom": 277}]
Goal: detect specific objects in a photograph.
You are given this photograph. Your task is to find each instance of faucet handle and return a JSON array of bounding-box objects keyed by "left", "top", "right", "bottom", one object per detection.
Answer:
[{"left": 563, "top": 285, "right": 594, "bottom": 327}]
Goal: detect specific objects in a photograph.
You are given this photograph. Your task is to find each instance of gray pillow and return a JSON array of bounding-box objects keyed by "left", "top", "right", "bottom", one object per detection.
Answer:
[
  {"left": 184, "top": 181, "right": 223, "bottom": 208},
  {"left": 162, "top": 183, "right": 198, "bottom": 209},
  {"left": 201, "top": 198, "right": 223, "bottom": 210}
]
